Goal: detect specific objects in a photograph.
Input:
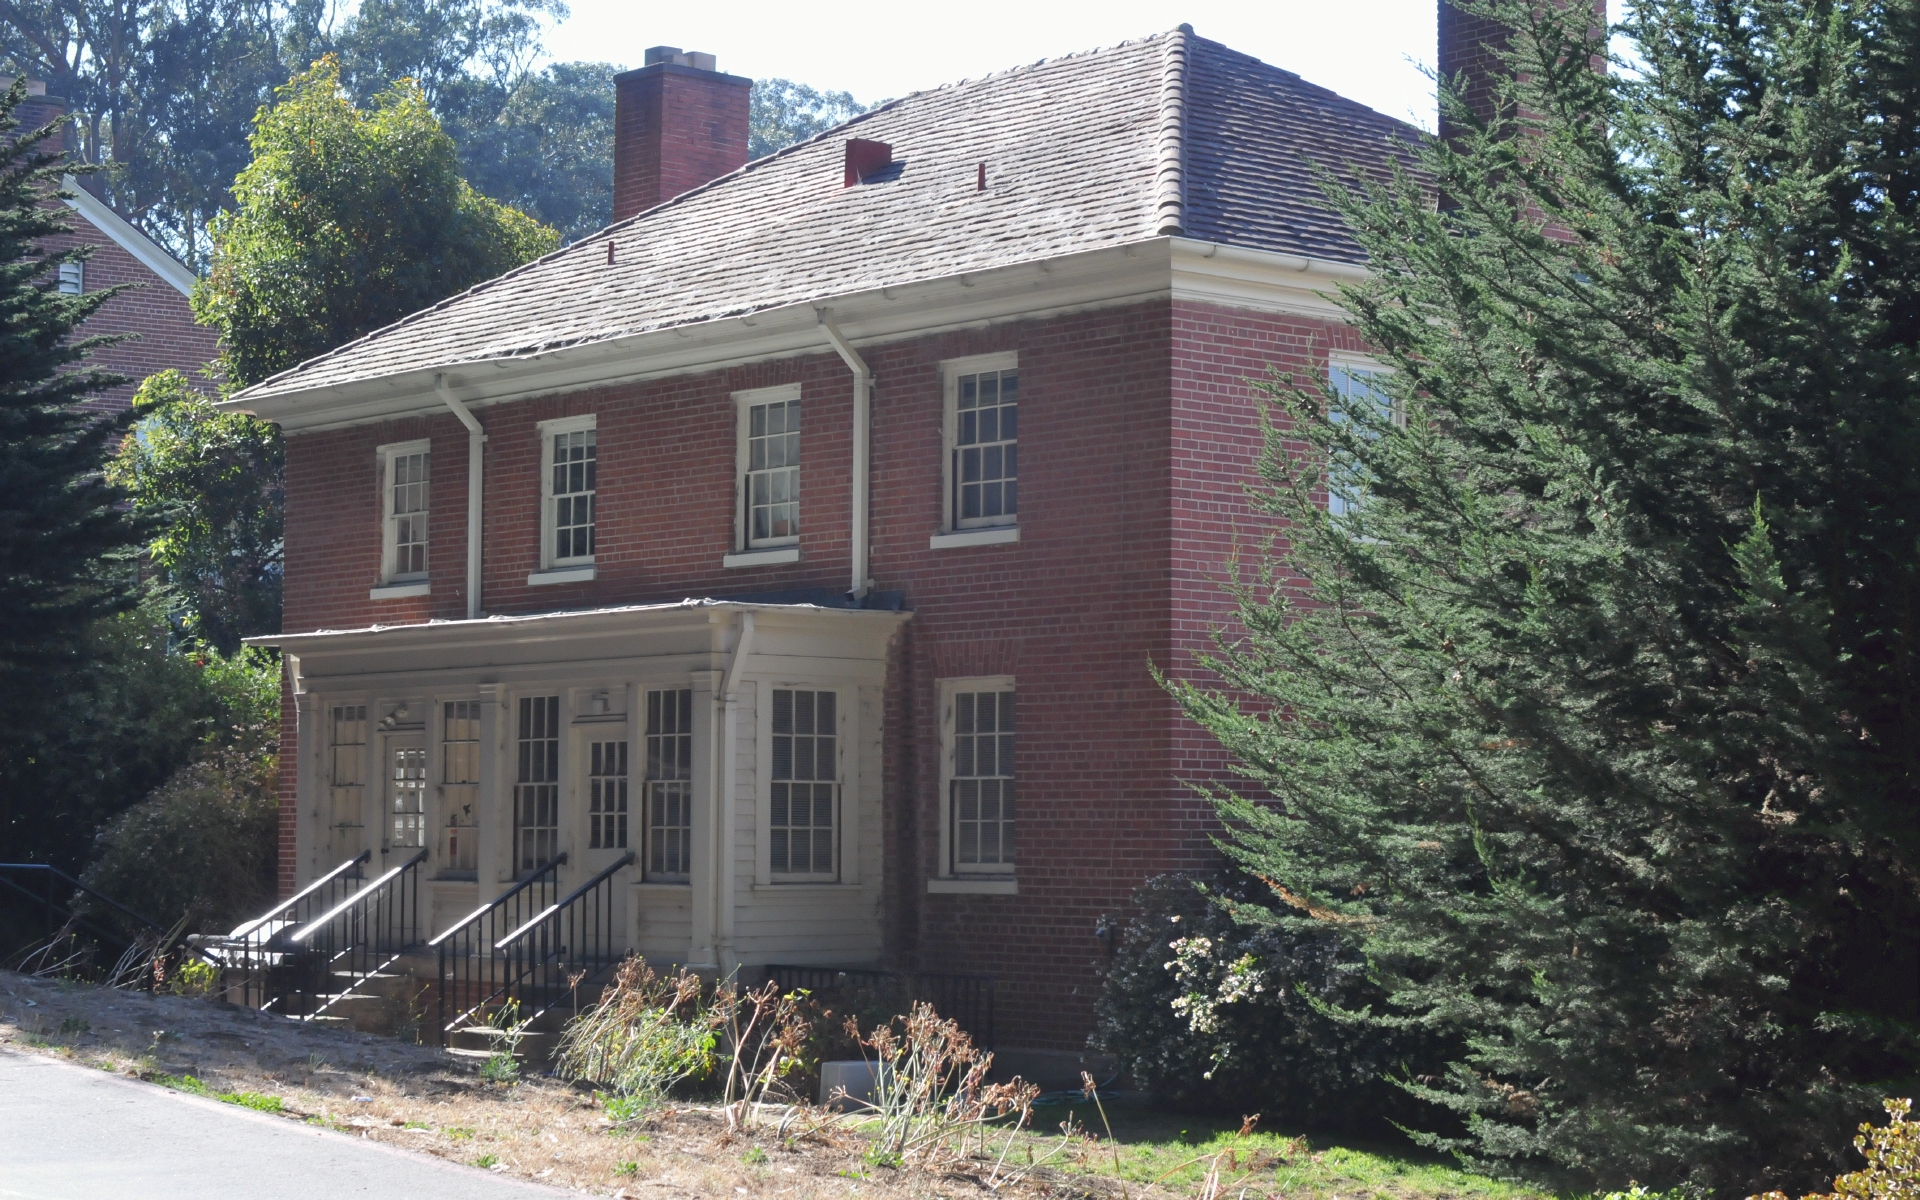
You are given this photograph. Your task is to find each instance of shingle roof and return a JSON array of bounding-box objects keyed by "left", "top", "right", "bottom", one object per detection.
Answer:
[{"left": 239, "top": 28, "right": 1422, "bottom": 404}]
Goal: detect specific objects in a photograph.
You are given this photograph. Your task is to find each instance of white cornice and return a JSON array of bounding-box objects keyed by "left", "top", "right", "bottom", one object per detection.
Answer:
[
  {"left": 223, "top": 238, "right": 1368, "bottom": 434},
  {"left": 61, "top": 177, "right": 197, "bottom": 297}
]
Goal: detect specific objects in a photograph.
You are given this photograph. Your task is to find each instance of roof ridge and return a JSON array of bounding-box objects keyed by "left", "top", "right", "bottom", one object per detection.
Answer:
[{"left": 1154, "top": 23, "right": 1191, "bottom": 237}]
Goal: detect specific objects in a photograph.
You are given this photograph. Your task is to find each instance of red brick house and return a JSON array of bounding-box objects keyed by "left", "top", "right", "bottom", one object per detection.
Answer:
[
  {"left": 14, "top": 82, "right": 220, "bottom": 410},
  {"left": 224, "top": 29, "right": 1425, "bottom": 1064}
]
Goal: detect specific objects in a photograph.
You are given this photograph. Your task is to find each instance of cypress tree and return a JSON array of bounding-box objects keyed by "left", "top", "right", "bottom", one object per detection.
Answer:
[
  {"left": 0, "top": 78, "right": 140, "bottom": 681},
  {"left": 1172, "top": 1, "right": 1920, "bottom": 1192}
]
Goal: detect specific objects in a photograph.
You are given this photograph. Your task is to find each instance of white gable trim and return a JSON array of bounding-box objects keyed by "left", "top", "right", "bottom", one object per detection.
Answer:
[{"left": 60, "top": 177, "right": 197, "bottom": 297}]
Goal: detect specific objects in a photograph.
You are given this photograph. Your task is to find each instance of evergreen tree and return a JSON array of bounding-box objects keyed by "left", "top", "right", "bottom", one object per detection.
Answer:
[
  {"left": 0, "top": 76, "right": 141, "bottom": 683},
  {"left": 192, "top": 55, "right": 559, "bottom": 387},
  {"left": 1171, "top": 1, "right": 1920, "bottom": 1192}
]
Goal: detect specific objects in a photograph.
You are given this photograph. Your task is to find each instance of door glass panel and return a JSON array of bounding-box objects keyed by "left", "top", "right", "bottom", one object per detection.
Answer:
[{"left": 389, "top": 744, "right": 426, "bottom": 849}]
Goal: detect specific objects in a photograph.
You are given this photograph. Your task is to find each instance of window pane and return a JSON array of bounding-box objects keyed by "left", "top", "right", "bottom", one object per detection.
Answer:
[
  {"left": 769, "top": 689, "right": 835, "bottom": 876},
  {"left": 951, "top": 688, "right": 1015, "bottom": 868},
  {"left": 744, "top": 399, "right": 801, "bottom": 547},
  {"left": 952, "top": 370, "right": 1017, "bottom": 527},
  {"left": 645, "top": 689, "right": 693, "bottom": 878},
  {"left": 549, "top": 427, "right": 596, "bottom": 562},
  {"left": 514, "top": 696, "right": 561, "bottom": 871}
]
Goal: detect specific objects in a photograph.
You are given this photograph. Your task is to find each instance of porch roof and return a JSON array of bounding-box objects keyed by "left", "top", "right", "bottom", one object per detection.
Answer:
[{"left": 251, "top": 599, "right": 910, "bottom": 682}]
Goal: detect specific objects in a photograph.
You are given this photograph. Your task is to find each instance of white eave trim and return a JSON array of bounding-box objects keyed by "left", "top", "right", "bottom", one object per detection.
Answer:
[
  {"left": 222, "top": 238, "right": 1370, "bottom": 433},
  {"left": 61, "top": 178, "right": 198, "bottom": 297}
]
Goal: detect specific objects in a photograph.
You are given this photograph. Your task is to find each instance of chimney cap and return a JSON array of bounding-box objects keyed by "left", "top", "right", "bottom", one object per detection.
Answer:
[
  {"left": 0, "top": 76, "right": 49, "bottom": 96},
  {"left": 643, "top": 46, "right": 719, "bottom": 72}
]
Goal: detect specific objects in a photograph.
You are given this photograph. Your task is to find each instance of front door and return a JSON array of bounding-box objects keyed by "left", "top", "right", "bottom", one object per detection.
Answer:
[{"left": 576, "top": 726, "right": 633, "bottom": 947}]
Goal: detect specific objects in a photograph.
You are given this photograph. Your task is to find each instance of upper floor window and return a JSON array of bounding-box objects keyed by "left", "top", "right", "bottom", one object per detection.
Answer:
[
  {"left": 379, "top": 441, "right": 430, "bottom": 582},
  {"left": 735, "top": 384, "right": 801, "bottom": 550},
  {"left": 1326, "top": 358, "right": 1396, "bottom": 518},
  {"left": 541, "top": 416, "right": 596, "bottom": 568},
  {"left": 942, "top": 353, "right": 1019, "bottom": 531}
]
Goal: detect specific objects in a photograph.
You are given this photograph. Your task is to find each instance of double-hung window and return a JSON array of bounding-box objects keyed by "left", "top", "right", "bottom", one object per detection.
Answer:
[
  {"left": 769, "top": 688, "right": 837, "bottom": 879},
  {"left": 539, "top": 416, "right": 596, "bottom": 575},
  {"left": 935, "top": 353, "right": 1020, "bottom": 547},
  {"left": 731, "top": 384, "right": 801, "bottom": 563},
  {"left": 377, "top": 441, "right": 429, "bottom": 589},
  {"left": 514, "top": 695, "right": 561, "bottom": 872},
  {"left": 1325, "top": 358, "right": 1397, "bottom": 518},
  {"left": 940, "top": 678, "right": 1015, "bottom": 877},
  {"left": 644, "top": 689, "right": 693, "bottom": 880},
  {"left": 440, "top": 701, "right": 480, "bottom": 875}
]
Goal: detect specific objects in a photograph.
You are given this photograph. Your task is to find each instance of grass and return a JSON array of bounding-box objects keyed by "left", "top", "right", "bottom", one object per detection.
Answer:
[{"left": 1016, "top": 1098, "right": 1545, "bottom": 1200}]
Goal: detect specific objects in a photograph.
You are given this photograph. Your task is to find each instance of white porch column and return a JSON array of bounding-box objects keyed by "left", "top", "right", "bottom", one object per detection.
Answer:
[
  {"left": 292, "top": 660, "right": 320, "bottom": 890},
  {"left": 475, "top": 683, "right": 509, "bottom": 898},
  {"left": 687, "top": 668, "right": 721, "bottom": 968}
]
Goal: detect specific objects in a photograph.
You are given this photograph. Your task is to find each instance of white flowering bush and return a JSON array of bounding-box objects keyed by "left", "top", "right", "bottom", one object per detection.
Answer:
[{"left": 1092, "top": 871, "right": 1440, "bottom": 1128}]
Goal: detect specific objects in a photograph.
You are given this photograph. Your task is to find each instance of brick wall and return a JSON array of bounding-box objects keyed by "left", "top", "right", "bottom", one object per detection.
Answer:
[
  {"left": 40, "top": 219, "right": 219, "bottom": 411},
  {"left": 279, "top": 295, "right": 1356, "bottom": 1048}
]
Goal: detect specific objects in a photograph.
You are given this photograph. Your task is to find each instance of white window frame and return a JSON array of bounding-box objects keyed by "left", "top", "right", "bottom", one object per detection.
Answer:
[
  {"left": 934, "top": 352, "right": 1021, "bottom": 548},
  {"left": 732, "top": 383, "right": 803, "bottom": 560},
  {"left": 377, "top": 439, "right": 431, "bottom": 587},
  {"left": 1325, "top": 355, "right": 1398, "bottom": 519},
  {"left": 539, "top": 415, "right": 597, "bottom": 572},
  {"left": 932, "top": 675, "right": 1018, "bottom": 890},
  {"left": 756, "top": 681, "right": 848, "bottom": 884}
]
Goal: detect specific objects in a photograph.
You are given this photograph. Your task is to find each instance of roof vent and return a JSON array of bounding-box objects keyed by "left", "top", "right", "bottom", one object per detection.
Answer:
[
  {"left": 643, "top": 45, "right": 718, "bottom": 71},
  {"left": 845, "top": 139, "right": 892, "bottom": 187}
]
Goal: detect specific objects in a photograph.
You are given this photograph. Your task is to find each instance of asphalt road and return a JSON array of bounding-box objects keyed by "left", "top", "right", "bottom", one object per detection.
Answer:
[{"left": 0, "top": 1048, "right": 574, "bottom": 1199}]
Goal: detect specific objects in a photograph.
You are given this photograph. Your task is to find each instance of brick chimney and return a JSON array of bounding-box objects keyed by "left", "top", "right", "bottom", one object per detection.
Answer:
[
  {"left": 4, "top": 77, "right": 73, "bottom": 154},
  {"left": 612, "top": 48, "right": 751, "bottom": 222},
  {"left": 1437, "top": 1, "right": 1605, "bottom": 142}
]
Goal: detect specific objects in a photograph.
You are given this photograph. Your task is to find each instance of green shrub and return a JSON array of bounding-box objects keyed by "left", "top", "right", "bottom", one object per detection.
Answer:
[
  {"left": 1752, "top": 1098, "right": 1920, "bottom": 1200},
  {"left": 556, "top": 957, "right": 719, "bottom": 1104},
  {"left": 81, "top": 744, "right": 277, "bottom": 933},
  {"left": 1092, "top": 871, "right": 1441, "bottom": 1130}
]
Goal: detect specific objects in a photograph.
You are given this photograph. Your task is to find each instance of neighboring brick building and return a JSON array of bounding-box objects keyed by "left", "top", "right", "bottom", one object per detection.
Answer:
[
  {"left": 227, "top": 27, "right": 1430, "bottom": 1064},
  {"left": 14, "top": 81, "right": 219, "bottom": 410}
]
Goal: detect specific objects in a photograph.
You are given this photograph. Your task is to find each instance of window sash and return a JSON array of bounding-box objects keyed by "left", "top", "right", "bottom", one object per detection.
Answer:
[
  {"left": 389, "top": 743, "right": 427, "bottom": 849},
  {"left": 949, "top": 689, "right": 1015, "bottom": 872},
  {"left": 589, "top": 739, "right": 629, "bottom": 851},
  {"left": 328, "top": 705, "right": 367, "bottom": 836},
  {"left": 949, "top": 368, "right": 1018, "bottom": 529},
  {"left": 742, "top": 398, "right": 800, "bottom": 547},
  {"left": 386, "top": 449, "right": 429, "bottom": 580},
  {"left": 1326, "top": 363, "right": 1395, "bottom": 518},
  {"left": 769, "top": 688, "right": 837, "bottom": 878},
  {"left": 546, "top": 426, "right": 596, "bottom": 565},
  {"left": 440, "top": 701, "right": 480, "bottom": 874},
  {"left": 644, "top": 688, "right": 693, "bottom": 880},
  {"left": 514, "top": 696, "right": 561, "bottom": 871}
]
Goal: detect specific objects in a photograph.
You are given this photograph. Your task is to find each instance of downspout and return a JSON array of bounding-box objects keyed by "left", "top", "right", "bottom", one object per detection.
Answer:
[
  {"left": 717, "top": 610, "right": 755, "bottom": 972},
  {"left": 817, "top": 311, "right": 872, "bottom": 600},
  {"left": 436, "top": 374, "right": 486, "bottom": 619}
]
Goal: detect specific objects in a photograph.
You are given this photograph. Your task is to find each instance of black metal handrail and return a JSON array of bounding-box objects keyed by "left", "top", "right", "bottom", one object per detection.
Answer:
[
  {"left": 192, "top": 850, "right": 372, "bottom": 1010},
  {"left": 766, "top": 964, "right": 997, "bottom": 1048},
  {"left": 430, "top": 853, "right": 566, "bottom": 1044},
  {"left": 289, "top": 848, "right": 428, "bottom": 1020},
  {"left": 488, "top": 851, "right": 635, "bottom": 1029}
]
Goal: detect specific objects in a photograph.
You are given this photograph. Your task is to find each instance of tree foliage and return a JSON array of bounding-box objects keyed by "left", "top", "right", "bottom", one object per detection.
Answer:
[
  {"left": 108, "top": 369, "right": 282, "bottom": 652},
  {"left": 0, "top": 76, "right": 141, "bottom": 682},
  {"left": 0, "top": 592, "right": 279, "bottom": 871},
  {"left": 749, "top": 78, "right": 870, "bottom": 160},
  {"left": 0, "top": 3, "right": 874, "bottom": 256},
  {"left": 192, "top": 54, "right": 558, "bottom": 387},
  {"left": 1170, "top": 1, "right": 1920, "bottom": 1193}
]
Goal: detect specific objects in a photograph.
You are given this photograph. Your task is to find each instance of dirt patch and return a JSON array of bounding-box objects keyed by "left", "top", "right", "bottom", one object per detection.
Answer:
[{"left": 0, "top": 970, "right": 1134, "bottom": 1200}]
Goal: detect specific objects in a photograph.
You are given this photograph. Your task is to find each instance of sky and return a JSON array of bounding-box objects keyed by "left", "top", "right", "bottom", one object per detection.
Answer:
[{"left": 542, "top": 1, "right": 1442, "bottom": 132}]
